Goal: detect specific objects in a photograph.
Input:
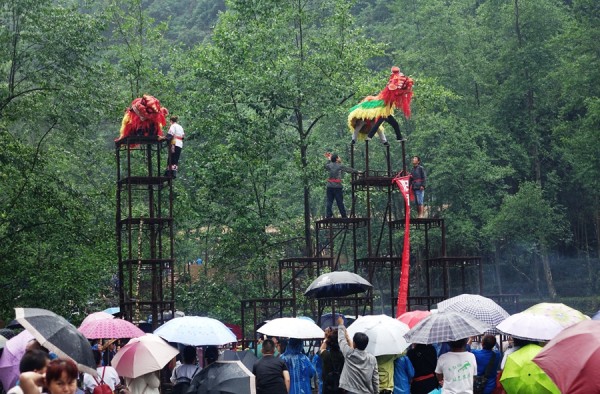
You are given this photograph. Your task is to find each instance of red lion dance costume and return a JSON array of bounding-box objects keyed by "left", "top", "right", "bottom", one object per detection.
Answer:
[
  {"left": 115, "top": 95, "right": 169, "bottom": 143},
  {"left": 348, "top": 66, "right": 413, "bottom": 143}
]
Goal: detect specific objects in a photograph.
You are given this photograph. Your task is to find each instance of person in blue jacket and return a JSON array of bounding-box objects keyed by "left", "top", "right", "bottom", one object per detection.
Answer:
[{"left": 279, "top": 338, "right": 316, "bottom": 394}]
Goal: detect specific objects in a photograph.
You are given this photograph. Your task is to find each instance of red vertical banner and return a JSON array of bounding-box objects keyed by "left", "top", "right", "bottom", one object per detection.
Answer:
[{"left": 392, "top": 175, "right": 411, "bottom": 317}]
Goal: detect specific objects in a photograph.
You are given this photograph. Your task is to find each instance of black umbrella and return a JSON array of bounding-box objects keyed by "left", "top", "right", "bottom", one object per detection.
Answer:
[
  {"left": 5, "top": 320, "right": 22, "bottom": 330},
  {"left": 304, "top": 271, "right": 372, "bottom": 298},
  {"left": 15, "top": 308, "right": 96, "bottom": 374},
  {"left": 221, "top": 350, "right": 258, "bottom": 371},
  {"left": 189, "top": 360, "right": 255, "bottom": 394},
  {"left": 0, "top": 329, "right": 16, "bottom": 340}
]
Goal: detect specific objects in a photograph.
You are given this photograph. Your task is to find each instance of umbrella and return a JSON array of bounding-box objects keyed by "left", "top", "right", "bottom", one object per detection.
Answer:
[
  {"left": 496, "top": 312, "right": 567, "bottom": 341},
  {"left": 5, "top": 321, "right": 22, "bottom": 330},
  {"left": 15, "top": 308, "right": 96, "bottom": 374},
  {"left": 403, "top": 311, "right": 490, "bottom": 344},
  {"left": 533, "top": 320, "right": 600, "bottom": 394},
  {"left": 153, "top": 316, "right": 236, "bottom": 346},
  {"left": 304, "top": 271, "right": 372, "bottom": 298},
  {"left": 593, "top": 310, "right": 600, "bottom": 321},
  {"left": 346, "top": 315, "right": 410, "bottom": 356},
  {"left": 111, "top": 334, "right": 179, "bottom": 378},
  {"left": 79, "top": 311, "right": 115, "bottom": 328},
  {"left": 103, "top": 307, "right": 120, "bottom": 315},
  {"left": 500, "top": 344, "right": 560, "bottom": 394},
  {"left": 189, "top": 361, "right": 255, "bottom": 394},
  {"left": 222, "top": 350, "right": 258, "bottom": 371},
  {"left": 397, "top": 310, "right": 431, "bottom": 328},
  {"left": 79, "top": 318, "right": 145, "bottom": 339},
  {"left": 0, "top": 329, "right": 16, "bottom": 340},
  {"left": 257, "top": 317, "right": 324, "bottom": 339},
  {"left": 318, "top": 313, "right": 347, "bottom": 329},
  {"left": 523, "top": 302, "right": 589, "bottom": 327},
  {"left": 224, "top": 323, "right": 243, "bottom": 341},
  {"left": 0, "top": 330, "right": 34, "bottom": 390},
  {"left": 437, "top": 294, "right": 509, "bottom": 333}
]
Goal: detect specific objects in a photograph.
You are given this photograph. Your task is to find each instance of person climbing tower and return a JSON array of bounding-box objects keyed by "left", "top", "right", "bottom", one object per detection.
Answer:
[
  {"left": 162, "top": 115, "right": 185, "bottom": 178},
  {"left": 324, "top": 152, "right": 360, "bottom": 219}
]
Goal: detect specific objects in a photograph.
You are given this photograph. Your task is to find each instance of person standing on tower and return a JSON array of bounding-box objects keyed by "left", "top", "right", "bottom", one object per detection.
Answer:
[
  {"left": 410, "top": 156, "right": 426, "bottom": 218},
  {"left": 324, "top": 152, "right": 360, "bottom": 219},
  {"left": 163, "top": 115, "right": 185, "bottom": 178}
]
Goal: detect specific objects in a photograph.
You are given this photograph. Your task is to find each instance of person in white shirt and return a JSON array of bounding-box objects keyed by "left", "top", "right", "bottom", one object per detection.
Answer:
[
  {"left": 82, "top": 350, "right": 121, "bottom": 393},
  {"left": 435, "top": 338, "right": 477, "bottom": 394},
  {"left": 171, "top": 346, "right": 200, "bottom": 384},
  {"left": 163, "top": 115, "right": 185, "bottom": 178}
]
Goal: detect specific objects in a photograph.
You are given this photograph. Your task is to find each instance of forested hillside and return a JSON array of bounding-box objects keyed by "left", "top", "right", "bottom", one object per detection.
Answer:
[{"left": 0, "top": 0, "right": 598, "bottom": 324}]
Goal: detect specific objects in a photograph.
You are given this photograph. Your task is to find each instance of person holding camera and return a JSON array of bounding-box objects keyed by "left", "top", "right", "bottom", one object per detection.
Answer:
[
  {"left": 318, "top": 328, "right": 345, "bottom": 394},
  {"left": 336, "top": 316, "right": 379, "bottom": 394}
]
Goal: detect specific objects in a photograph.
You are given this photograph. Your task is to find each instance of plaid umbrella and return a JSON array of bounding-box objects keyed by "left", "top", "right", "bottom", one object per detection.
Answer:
[
  {"left": 437, "top": 294, "right": 509, "bottom": 333},
  {"left": 403, "top": 311, "right": 490, "bottom": 344}
]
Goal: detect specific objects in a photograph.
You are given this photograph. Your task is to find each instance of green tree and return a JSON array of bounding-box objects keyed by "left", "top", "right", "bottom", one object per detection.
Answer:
[{"left": 485, "top": 182, "right": 570, "bottom": 298}]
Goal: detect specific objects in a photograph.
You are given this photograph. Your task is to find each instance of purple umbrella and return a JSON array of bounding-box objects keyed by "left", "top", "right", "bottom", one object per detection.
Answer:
[{"left": 0, "top": 330, "right": 34, "bottom": 390}]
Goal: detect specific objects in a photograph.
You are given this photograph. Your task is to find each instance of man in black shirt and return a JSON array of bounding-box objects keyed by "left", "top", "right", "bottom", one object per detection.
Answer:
[{"left": 253, "top": 339, "right": 290, "bottom": 394}]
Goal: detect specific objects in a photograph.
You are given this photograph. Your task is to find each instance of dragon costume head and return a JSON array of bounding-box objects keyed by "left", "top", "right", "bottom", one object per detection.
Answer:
[
  {"left": 379, "top": 66, "right": 414, "bottom": 118},
  {"left": 116, "top": 94, "right": 169, "bottom": 142}
]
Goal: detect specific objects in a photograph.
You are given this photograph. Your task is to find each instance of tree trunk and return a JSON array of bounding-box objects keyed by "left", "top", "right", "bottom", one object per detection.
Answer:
[
  {"left": 300, "top": 142, "right": 313, "bottom": 256},
  {"left": 494, "top": 247, "right": 504, "bottom": 294},
  {"left": 541, "top": 246, "right": 557, "bottom": 299}
]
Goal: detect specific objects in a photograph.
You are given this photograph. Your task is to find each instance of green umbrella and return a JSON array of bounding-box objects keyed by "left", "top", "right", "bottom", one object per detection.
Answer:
[{"left": 500, "top": 344, "right": 560, "bottom": 394}]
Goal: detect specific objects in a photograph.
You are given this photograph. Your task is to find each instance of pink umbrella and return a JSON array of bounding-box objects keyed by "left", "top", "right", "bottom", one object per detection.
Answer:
[
  {"left": 79, "top": 312, "right": 115, "bottom": 328},
  {"left": 0, "top": 330, "right": 34, "bottom": 390},
  {"left": 533, "top": 320, "right": 600, "bottom": 394},
  {"left": 397, "top": 310, "right": 431, "bottom": 328},
  {"left": 111, "top": 334, "right": 179, "bottom": 378},
  {"left": 79, "top": 318, "right": 145, "bottom": 339}
]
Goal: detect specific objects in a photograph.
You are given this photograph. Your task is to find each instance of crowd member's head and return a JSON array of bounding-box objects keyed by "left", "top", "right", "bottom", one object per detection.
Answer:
[
  {"left": 92, "top": 349, "right": 103, "bottom": 367},
  {"left": 448, "top": 338, "right": 469, "bottom": 351},
  {"left": 326, "top": 329, "right": 340, "bottom": 352},
  {"left": 26, "top": 340, "right": 49, "bottom": 354},
  {"left": 352, "top": 332, "right": 369, "bottom": 351},
  {"left": 481, "top": 335, "right": 496, "bottom": 351},
  {"left": 45, "top": 359, "right": 78, "bottom": 394},
  {"left": 261, "top": 339, "right": 276, "bottom": 355},
  {"left": 205, "top": 346, "right": 219, "bottom": 365},
  {"left": 182, "top": 345, "right": 196, "bottom": 365},
  {"left": 277, "top": 338, "right": 288, "bottom": 355},
  {"left": 19, "top": 350, "right": 50, "bottom": 374}
]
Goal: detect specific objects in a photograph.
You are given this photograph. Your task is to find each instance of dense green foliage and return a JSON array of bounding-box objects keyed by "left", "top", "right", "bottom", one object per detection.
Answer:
[{"left": 0, "top": 0, "right": 598, "bottom": 324}]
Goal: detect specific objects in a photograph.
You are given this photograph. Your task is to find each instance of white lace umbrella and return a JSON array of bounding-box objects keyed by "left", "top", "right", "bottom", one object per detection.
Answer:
[{"left": 154, "top": 316, "right": 236, "bottom": 346}]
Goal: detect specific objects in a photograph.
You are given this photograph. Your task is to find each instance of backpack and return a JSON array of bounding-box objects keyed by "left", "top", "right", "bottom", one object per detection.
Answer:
[
  {"left": 171, "top": 378, "right": 191, "bottom": 394},
  {"left": 474, "top": 352, "right": 497, "bottom": 394},
  {"left": 171, "top": 366, "right": 198, "bottom": 394},
  {"left": 92, "top": 368, "right": 113, "bottom": 394}
]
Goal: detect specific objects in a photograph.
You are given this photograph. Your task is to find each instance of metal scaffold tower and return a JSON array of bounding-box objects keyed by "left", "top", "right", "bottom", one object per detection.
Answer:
[
  {"left": 115, "top": 136, "right": 175, "bottom": 329},
  {"left": 240, "top": 140, "right": 520, "bottom": 345}
]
